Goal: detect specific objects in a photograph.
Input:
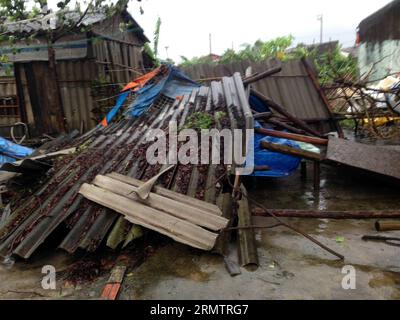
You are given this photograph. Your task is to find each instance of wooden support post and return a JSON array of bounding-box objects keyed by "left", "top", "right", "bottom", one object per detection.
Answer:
[
  {"left": 301, "top": 161, "right": 307, "bottom": 180},
  {"left": 313, "top": 161, "right": 320, "bottom": 192}
]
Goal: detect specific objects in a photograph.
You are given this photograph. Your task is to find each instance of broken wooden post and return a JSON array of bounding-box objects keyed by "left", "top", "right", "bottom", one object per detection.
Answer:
[
  {"left": 313, "top": 161, "right": 321, "bottom": 192},
  {"left": 243, "top": 65, "right": 282, "bottom": 85},
  {"left": 375, "top": 220, "right": 400, "bottom": 232},
  {"left": 237, "top": 186, "right": 259, "bottom": 269}
]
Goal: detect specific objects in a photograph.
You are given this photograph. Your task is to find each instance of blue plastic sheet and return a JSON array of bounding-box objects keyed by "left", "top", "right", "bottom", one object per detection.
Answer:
[
  {"left": 126, "top": 65, "right": 199, "bottom": 118},
  {"left": 104, "top": 91, "right": 130, "bottom": 125},
  {"left": 0, "top": 136, "right": 34, "bottom": 165},
  {"left": 250, "top": 121, "right": 301, "bottom": 177}
]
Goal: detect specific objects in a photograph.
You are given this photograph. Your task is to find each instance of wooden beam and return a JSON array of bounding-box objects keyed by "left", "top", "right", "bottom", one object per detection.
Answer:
[
  {"left": 260, "top": 140, "right": 323, "bottom": 161},
  {"left": 243, "top": 65, "right": 282, "bottom": 85},
  {"left": 251, "top": 89, "right": 324, "bottom": 138},
  {"left": 255, "top": 128, "right": 328, "bottom": 146}
]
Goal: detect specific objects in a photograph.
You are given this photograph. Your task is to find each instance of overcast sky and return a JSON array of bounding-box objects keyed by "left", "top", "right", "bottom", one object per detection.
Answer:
[
  {"left": 44, "top": 0, "right": 393, "bottom": 62},
  {"left": 125, "top": 0, "right": 393, "bottom": 62}
]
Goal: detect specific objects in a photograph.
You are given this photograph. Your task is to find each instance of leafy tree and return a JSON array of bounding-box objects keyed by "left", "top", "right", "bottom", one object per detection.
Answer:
[
  {"left": 179, "top": 34, "right": 357, "bottom": 85},
  {"left": 310, "top": 45, "right": 357, "bottom": 85},
  {"left": 153, "top": 16, "right": 161, "bottom": 58}
]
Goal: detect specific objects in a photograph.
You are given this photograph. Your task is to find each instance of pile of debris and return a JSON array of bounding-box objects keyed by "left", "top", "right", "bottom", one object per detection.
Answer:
[
  {"left": 0, "top": 65, "right": 253, "bottom": 260},
  {"left": 1, "top": 62, "right": 400, "bottom": 275}
]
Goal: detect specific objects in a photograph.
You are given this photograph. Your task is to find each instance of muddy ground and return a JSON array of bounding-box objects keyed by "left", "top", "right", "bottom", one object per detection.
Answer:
[{"left": 0, "top": 158, "right": 399, "bottom": 300}]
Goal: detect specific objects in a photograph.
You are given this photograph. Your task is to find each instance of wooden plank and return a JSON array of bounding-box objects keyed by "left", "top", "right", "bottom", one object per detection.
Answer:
[
  {"left": 106, "top": 172, "right": 222, "bottom": 216},
  {"left": 79, "top": 184, "right": 218, "bottom": 251},
  {"left": 93, "top": 175, "right": 228, "bottom": 231}
]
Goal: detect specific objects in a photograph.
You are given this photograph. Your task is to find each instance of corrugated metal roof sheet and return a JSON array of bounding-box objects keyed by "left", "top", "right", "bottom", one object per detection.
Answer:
[
  {"left": 0, "top": 72, "right": 251, "bottom": 259},
  {"left": 4, "top": 10, "right": 107, "bottom": 34},
  {"left": 181, "top": 58, "right": 336, "bottom": 133}
]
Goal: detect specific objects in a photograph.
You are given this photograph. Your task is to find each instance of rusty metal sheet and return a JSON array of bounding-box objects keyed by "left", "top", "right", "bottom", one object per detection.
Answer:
[{"left": 326, "top": 137, "right": 400, "bottom": 179}]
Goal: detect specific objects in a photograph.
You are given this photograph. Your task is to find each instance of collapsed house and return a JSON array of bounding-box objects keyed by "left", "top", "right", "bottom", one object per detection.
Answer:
[
  {"left": 2, "top": 56, "right": 400, "bottom": 268},
  {"left": 0, "top": 64, "right": 250, "bottom": 259},
  {"left": 0, "top": 8, "right": 150, "bottom": 138}
]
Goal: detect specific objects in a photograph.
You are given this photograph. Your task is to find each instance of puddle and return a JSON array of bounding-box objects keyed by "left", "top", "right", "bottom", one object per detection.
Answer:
[{"left": 123, "top": 244, "right": 215, "bottom": 299}]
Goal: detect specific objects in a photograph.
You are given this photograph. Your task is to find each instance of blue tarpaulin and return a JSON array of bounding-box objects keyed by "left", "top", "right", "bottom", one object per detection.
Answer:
[
  {"left": 125, "top": 65, "right": 199, "bottom": 118},
  {"left": 103, "top": 91, "right": 130, "bottom": 125},
  {"left": 100, "top": 65, "right": 199, "bottom": 124},
  {"left": 250, "top": 123, "right": 302, "bottom": 178},
  {"left": 0, "top": 136, "right": 34, "bottom": 165}
]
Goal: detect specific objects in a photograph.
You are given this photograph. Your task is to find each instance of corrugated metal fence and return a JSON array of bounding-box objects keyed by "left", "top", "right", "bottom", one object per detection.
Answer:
[{"left": 0, "top": 77, "right": 20, "bottom": 137}]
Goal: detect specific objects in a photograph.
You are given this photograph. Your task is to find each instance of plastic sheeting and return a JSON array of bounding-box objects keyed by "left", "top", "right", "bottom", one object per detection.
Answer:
[
  {"left": 126, "top": 65, "right": 199, "bottom": 118},
  {"left": 0, "top": 136, "right": 34, "bottom": 165},
  {"left": 250, "top": 121, "right": 301, "bottom": 177}
]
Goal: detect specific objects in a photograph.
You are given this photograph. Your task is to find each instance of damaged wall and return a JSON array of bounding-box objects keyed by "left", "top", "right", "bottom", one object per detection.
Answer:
[{"left": 357, "top": 0, "right": 400, "bottom": 82}]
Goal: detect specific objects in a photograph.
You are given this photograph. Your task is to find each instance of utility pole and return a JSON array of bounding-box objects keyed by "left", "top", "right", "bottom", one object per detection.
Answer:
[
  {"left": 317, "top": 14, "right": 323, "bottom": 44},
  {"left": 209, "top": 33, "right": 212, "bottom": 55},
  {"left": 165, "top": 46, "right": 169, "bottom": 60}
]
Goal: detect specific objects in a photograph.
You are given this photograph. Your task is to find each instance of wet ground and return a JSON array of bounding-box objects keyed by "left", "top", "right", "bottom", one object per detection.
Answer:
[{"left": 0, "top": 160, "right": 399, "bottom": 300}]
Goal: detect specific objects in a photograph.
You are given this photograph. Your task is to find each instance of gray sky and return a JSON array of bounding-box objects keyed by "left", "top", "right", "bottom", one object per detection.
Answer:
[
  {"left": 127, "top": 0, "right": 392, "bottom": 62},
  {"left": 44, "top": 0, "right": 393, "bottom": 62}
]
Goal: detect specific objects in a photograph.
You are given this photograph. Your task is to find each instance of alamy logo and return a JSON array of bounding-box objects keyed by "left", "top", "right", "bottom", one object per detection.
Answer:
[
  {"left": 341, "top": 265, "right": 356, "bottom": 290},
  {"left": 41, "top": 265, "right": 56, "bottom": 290},
  {"left": 145, "top": 121, "right": 254, "bottom": 175}
]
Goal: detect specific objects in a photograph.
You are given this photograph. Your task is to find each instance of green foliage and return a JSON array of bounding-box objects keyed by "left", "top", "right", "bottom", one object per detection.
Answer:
[
  {"left": 180, "top": 35, "right": 296, "bottom": 67},
  {"left": 311, "top": 45, "right": 357, "bottom": 85},
  {"left": 0, "top": 0, "right": 27, "bottom": 21},
  {"left": 215, "top": 111, "right": 227, "bottom": 121},
  {"left": 183, "top": 112, "right": 214, "bottom": 130},
  {"left": 144, "top": 43, "right": 159, "bottom": 67},
  {"left": 179, "top": 34, "right": 357, "bottom": 86},
  {"left": 180, "top": 54, "right": 215, "bottom": 67},
  {"left": 153, "top": 17, "right": 161, "bottom": 58}
]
